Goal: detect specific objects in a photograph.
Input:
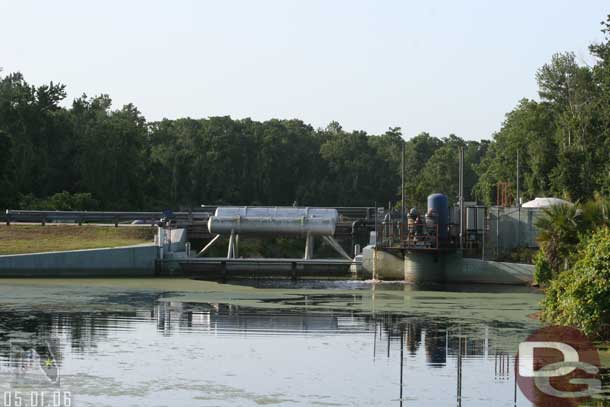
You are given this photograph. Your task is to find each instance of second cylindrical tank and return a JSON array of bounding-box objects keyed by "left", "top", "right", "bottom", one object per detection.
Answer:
[{"left": 427, "top": 193, "right": 449, "bottom": 240}]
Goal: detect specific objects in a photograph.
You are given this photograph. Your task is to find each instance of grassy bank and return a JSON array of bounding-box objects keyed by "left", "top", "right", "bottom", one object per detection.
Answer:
[{"left": 0, "top": 225, "right": 156, "bottom": 255}]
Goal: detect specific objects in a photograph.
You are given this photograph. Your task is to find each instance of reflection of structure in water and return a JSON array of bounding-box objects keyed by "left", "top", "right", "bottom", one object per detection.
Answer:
[
  {"left": 0, "top": 296, "right": 533, "bottom": 406},
  {"left": 363, "top": 318, "right": 520, "bottom": 407},
  {"left": 154, "top": 301, "right": 342, "bottom": 335}
]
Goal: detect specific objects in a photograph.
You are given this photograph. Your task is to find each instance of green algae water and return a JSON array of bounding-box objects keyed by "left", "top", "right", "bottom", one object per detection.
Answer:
[{"left": 0, "top": 278, "right": 544, "bottom": 406}]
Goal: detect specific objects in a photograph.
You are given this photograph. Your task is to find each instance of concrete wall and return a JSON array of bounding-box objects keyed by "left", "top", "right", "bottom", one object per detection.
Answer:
[
  {"left": 448, "top": 257, "right": 534, "bottom": 285},
  {"left": 0, "top": 244, "right": 158, "bottom": 277},
  {"left": 361, "top": 247, "right": 534, "bottom": 285},
  {"left": 361, "top": 245, "right": 403, "bottom": 280}
]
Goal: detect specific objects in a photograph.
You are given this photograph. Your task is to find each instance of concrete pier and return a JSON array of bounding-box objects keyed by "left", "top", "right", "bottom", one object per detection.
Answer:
[{"left": 361, "top": 246, "right": 534, "bottom": 284}]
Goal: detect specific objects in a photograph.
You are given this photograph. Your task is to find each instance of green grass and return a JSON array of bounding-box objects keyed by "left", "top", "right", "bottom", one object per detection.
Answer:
[{"left": 0, "top": 225, "right": 156, "bottom": 255}]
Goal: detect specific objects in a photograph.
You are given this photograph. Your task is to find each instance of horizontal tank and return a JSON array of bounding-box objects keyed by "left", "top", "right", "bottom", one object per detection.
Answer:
[
  {"left": 214, "top": 207, "right": 338, "bottom": 221},
  {"left": 208, "top": 216, "right": 336, "bottom": 236},
  {"left": 208, "top": 207, "right": 338, "bottom": 236}
]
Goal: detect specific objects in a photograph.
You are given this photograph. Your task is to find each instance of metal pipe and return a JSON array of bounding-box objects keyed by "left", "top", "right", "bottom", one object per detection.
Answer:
[
  {"left": 374, "top": 202, "right": 378, "bottom": 249},
  {"left": 304, "top": 232, "right": 313, "bottom": 259},
  {"left": 227, "top": 231, "right": 235, "bottom": 259},
  {"left": 198, "top": 234, "right": 220, "bottom": 257},
  {"left": 481, "top": 210, "right": 486, "bottom": 260}
]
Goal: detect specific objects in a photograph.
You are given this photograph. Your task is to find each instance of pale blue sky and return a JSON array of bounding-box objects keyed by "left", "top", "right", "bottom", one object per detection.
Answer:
[{"left": 1, "top": 1, "right": 608, "bottom": 140}]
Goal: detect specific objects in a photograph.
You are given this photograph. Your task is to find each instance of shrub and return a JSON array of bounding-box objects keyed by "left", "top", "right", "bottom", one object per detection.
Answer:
[
  {"left": 533, "top": 249, "right": 552, "bottom": 285},
  {"left": 18, "top": 191, "right": 99, "bottom": 211},
  {"left": 535, "top": 203, "right": 581, "bottom": 275},
  {"left": 535, "top": 197, "right": 610, "bottom": 279},
  {"left": 541, "top": 227, "right": 610, "bottom": 339}
]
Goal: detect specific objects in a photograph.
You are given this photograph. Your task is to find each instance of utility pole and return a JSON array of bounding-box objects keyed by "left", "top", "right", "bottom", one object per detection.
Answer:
[
  {"left": 516, "top": 150, "right": 521, "bottom": 247},
  {"left": 401, "top": 140, "right": 406, "bottom": 224},
  {"left": 516, "top": 150, "right": 520, "bottom": 209},
  {"left": 458, "top": 146, "right": 464, "bottom": 250}
]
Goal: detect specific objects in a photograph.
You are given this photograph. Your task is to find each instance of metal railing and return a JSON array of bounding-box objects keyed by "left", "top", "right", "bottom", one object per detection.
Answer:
[
  {"left": 380, "top": 220, "right": 462, "bottom": 250},
  {"left": 381, "top": 221, "right": 441, "bottom": 249},
  {"left": 3, "top": 206, "right": 383, "bottom": 227},
  {"left": 3, "top": 209, "right": 214, "bottom": 226}
]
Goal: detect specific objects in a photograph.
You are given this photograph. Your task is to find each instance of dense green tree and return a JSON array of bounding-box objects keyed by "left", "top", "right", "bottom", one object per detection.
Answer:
[
  {"left": 589, "top": 15, "right": 610, "bottom": 196},
  {"left": 0, "top": 73, "right": 70, "bottom": 199},
  {"left": 0, "top": 129, "right": 15, "bottom": 208},
  {"left": 401, "top": 133, "right": 442, "bottom": 207},
  {"left": 400, "top": 134, "right": 485, "bottom": 209},
  {"left": 2, "top": 13, "right": 610, "bottom": 213},
  {"left": 71, "top": 95, "right": 148, "bottom": 209},
  {"left": 475, "top": 99, "right": 557, "bottom": 205}
]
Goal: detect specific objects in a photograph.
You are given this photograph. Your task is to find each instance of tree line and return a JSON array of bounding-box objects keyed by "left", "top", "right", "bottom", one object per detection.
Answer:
[
  {"left": 0, "top": 73, "right": 485, "bottom": 211},
  {"left": 1, "top": 15, "right": 609, "bottom": 212}
]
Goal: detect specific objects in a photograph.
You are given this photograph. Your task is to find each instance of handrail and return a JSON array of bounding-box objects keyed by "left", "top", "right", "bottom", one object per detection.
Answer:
[
  {"left": 381, "top": 220, "right": 459, "bottom": 249},
  {"left": 4, "top": 209, "right": 212, "bottom": 226},
  {"left": 4, "top": 207, "right": 384, "bottom": 226}
]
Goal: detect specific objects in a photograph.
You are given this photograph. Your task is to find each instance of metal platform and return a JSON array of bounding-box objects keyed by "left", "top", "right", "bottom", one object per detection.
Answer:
[{"left": 175, "top": 257, "right": 360, "bottom": 279}]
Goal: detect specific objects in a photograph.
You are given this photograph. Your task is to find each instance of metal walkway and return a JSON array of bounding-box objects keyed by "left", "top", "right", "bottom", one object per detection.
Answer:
[{"left": 175, "top": 257, "right": 361, "bottom": 279}]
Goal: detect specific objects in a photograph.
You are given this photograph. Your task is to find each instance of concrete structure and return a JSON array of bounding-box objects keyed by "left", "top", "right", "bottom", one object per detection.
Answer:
[
  {"left": 158, "top": 228, "right": 187, "bottom": 252},
  {"left": 176, "top": 257, "right": 355, "bottom": 279},
  {"left": 0, "top": 244, "right": 158, "bottom": 277},
  {"left": 360, "top": 246, "right": 534, "bottom": 284}
]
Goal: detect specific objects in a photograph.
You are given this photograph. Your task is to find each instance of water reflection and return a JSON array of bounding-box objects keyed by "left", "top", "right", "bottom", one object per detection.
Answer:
[
  {"left": 0, "top": 296, "right": 532, "bottom": 406},
  {"left": 0, "top": 283, "right": 548, "bottom": 406}
]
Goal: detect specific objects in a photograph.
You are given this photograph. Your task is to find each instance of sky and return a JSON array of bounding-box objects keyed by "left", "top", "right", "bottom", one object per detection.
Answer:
[{"left": 0, "top": 0, "right": 608, "bottom": 140}]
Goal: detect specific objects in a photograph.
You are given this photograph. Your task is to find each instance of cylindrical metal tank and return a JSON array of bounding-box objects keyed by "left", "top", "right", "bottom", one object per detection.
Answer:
[
  {"left": 208, "top": 216, "right": 336, "bottom": 236},
  {"left": 208, "top": 207, "right": 338, "bottom": 236},
  {"left": 427, "top": 193, "right": 449, "bottom": 240},
  {"left": 214, "top": 207, "right": 338, "bottom": 221}
]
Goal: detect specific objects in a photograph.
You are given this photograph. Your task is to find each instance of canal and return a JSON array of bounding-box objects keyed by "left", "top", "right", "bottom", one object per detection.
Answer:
[{"left": 0, "top": 278, "right": 543, "bottom": 406}]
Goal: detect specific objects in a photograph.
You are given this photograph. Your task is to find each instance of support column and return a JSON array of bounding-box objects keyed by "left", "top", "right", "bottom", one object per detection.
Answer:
[
  {"left": 227, "top": 230, "right": 235, "bottom": 259},
  {"left": 157, "top": 226, "right": 165, "bottom": 260},
  {"left": 304, "top": 232, "right": 314, "bottom": 259}
]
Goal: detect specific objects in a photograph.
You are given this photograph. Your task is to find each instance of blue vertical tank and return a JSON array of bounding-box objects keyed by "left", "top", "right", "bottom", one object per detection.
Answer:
[{"left": 427, "top": 193, "right": 449, "bottom": 240}]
